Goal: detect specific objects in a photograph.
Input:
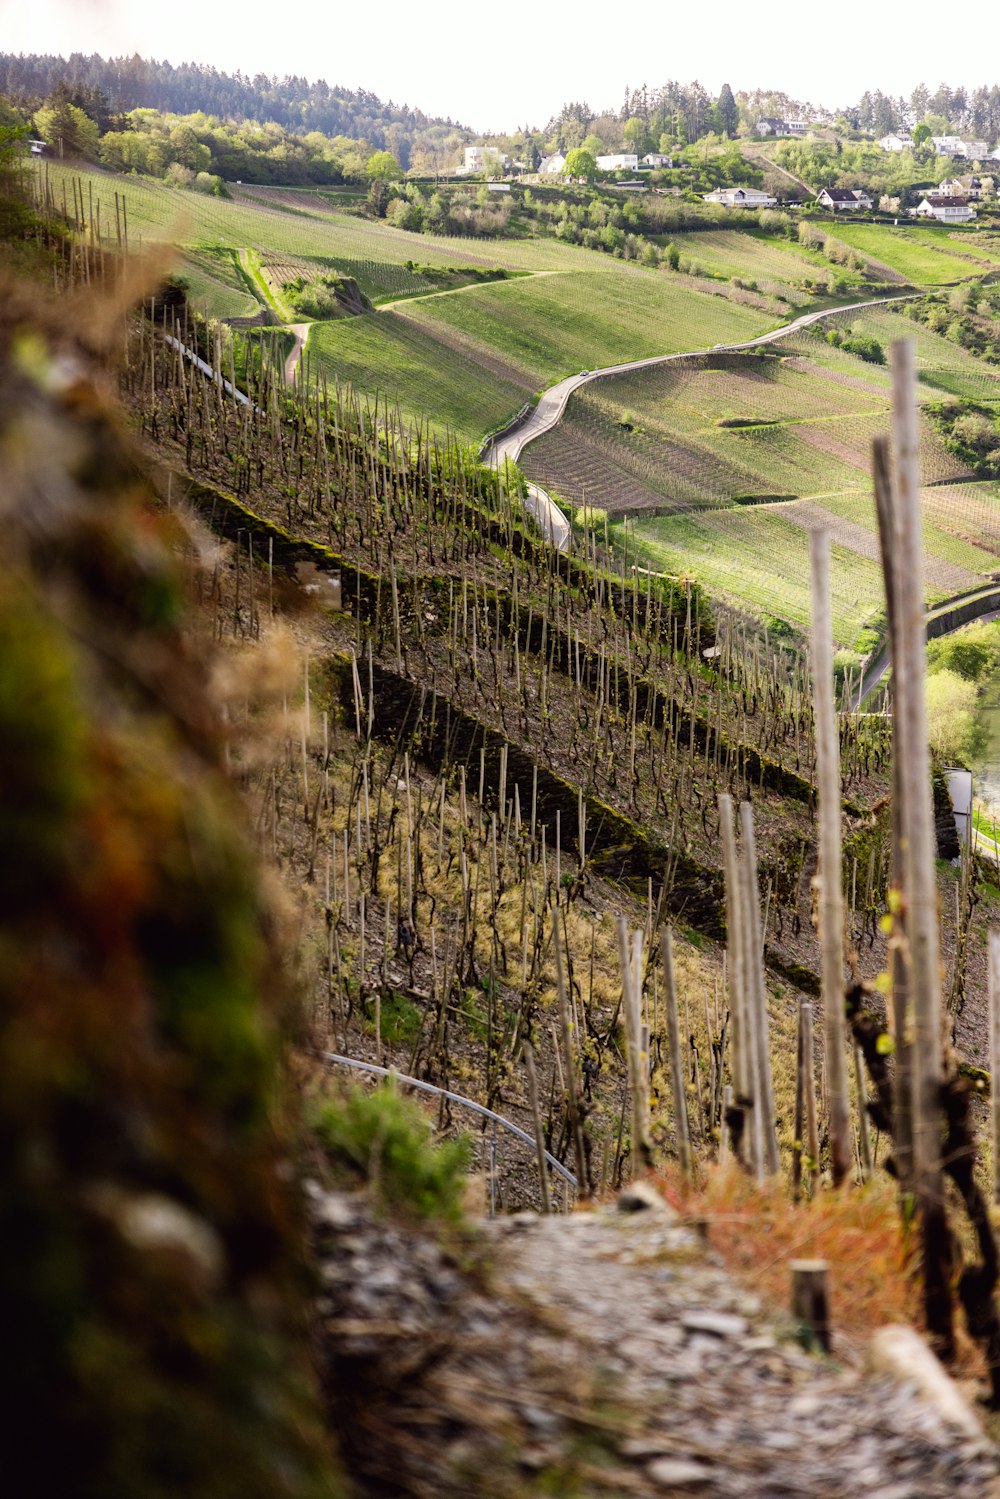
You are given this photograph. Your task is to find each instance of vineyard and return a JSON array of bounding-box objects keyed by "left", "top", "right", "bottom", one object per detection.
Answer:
[
  {"left": 666, "top": 227, "right": 870, "bottom": 307},
  {"left": 16, "top": 176, "right": 1000, "bottom": 1471},
  {"left": 523, "top": 305, "right": 1000, "bottom": 643},
  {"left": 822, "top": 223, "right": 1000, "bottom": 286}
]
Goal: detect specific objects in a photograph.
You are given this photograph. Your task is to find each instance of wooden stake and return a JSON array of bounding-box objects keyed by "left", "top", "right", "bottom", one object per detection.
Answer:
[
  {"left": 791, "top": 1260, "right": 831, "bottom": 1354},
  {"left": 809, "top": 529, "right": 851, "bottom": 1188},
  {"left": 523, "top": 1041, "right": 551, "bottom": 1214},
  {"left": 890, "top": 338, "right": 952, "bottom": 1356},
  {"left": 990, "top": 932, "right": 1000, "bottom": 1205},
  {"left": 740, "top": 802, "right": 779, "bottom": 1177},
  {"left": 662, "top": 927, "right": 692, "bottom": 1175}
]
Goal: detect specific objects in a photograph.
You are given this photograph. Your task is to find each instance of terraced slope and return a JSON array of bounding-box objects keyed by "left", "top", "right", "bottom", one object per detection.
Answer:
[{"left": 524, "top": 313, "right": 1000, "bottom": 644}]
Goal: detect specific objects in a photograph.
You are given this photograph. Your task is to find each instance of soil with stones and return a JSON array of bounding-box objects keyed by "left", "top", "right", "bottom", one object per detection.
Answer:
[{"left": 309, "top": 1181, "right": 1000, "bottom": 1498}]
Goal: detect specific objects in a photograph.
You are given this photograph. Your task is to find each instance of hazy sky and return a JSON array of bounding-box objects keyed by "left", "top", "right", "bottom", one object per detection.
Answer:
[{"left": 1, "top": 0, "right": 993, "bottom": 132}]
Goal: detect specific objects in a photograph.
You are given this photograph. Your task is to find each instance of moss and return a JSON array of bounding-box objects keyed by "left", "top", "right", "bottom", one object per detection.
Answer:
[{"left": 0, "top": 289, "right": 342, "bottom": 1496}]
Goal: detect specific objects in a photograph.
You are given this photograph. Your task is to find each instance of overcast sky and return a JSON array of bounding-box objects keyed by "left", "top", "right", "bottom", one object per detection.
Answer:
[{"left": 1, "top": 0, "right": 993, "bottom": 132}]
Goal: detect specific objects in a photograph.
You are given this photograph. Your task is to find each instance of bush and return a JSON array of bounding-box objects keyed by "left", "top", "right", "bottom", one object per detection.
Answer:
[
  {"left": 925, "top": 669, "right": 982, "bottom": 764},
  {"left": 312, "top": 1082, "right": 471, "bottom": 1223}
]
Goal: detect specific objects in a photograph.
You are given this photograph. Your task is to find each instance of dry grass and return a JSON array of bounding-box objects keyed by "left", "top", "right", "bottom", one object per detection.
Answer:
[{"left": 656, "top": 1162, "right": 917, "bottom": 1355}]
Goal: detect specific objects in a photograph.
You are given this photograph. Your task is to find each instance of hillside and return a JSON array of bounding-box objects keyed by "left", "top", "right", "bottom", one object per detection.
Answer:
[
  {"left": 0, "top": 51, "right": 465, "bottom": 143},
  {"left": 10, "top": 118, "right": 1000, "bottom": 1491}
]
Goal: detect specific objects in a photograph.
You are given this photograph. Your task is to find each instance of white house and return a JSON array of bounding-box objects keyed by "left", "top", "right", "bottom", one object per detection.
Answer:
[
  {"left": 459, "top": 144, "right": 511, "bottom": 175},
  {"left": 596, "top": 153, "right": 639, "bottom": 172},
  {"left": 877, "top": 133, "right": 913, "bottom": 152},
  {"left": 538, "top": 153, "right": 566, "bottom": 175},
  {"left": 915, "top": 194, "right": 976, "bottom": 222},
  {"left": 641, "top": 152, "right": 673, "bottom": 168},
  {"left": 817, "top": 187, "right": 873, "bottom": 211},
  {"left": 931, "top": 135, "right": 966, "bottom": 156},
  {"left": 931, "top": 136, "right": 989, "bottom": 159},
  {"left": 703, "top": 186, "right": 777, "bottom": 208},
  {"left": 757, "top": 118, "right": 805, "bottom": 137}
]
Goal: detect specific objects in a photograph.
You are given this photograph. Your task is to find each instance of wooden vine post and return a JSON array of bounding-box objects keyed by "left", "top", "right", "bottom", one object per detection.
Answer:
[
  {"left": 991, "top": 933, "right": 1000, "bottom": 1206},
  {"left": 809, "top": 529, "right": 851, "bottom": 1187},
  {"left": 871, "top": 436, "right": 914, "bottom": 1195},
  {"left": 661, "top": 926, "right": 693, "bottom": 1176},
  {"left": 739, "top": 802, "right": 780, "bottom": 1176},
  {"left": 718, "top": 793, "right": 751, "bottom": 1168},
  {"left": 617, "top": 918, "right": 652, "bottom": 1177},
  {"left": 887, "top": 338, "right": 953, "bottom": 1355}
]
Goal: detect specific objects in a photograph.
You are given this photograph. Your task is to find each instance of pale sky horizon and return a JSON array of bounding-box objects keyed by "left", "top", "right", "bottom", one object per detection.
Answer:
[{"left": 1, "top": 0, "right": 996, "bottom": 134}]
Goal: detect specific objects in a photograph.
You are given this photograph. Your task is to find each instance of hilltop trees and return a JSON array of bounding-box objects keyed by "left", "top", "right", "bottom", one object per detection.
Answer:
[
  {"left": 33, "top": 98, "right": 99, "bottom": 158},
  {"left": 716, "top": 83, "right": 738, "bottom": 137}
]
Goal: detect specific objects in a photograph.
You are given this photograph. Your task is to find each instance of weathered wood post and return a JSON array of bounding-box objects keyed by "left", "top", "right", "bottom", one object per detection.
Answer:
[
  {"left": 872, "top": 435, "right": 913, "bottom": 1194},
  {"left": 809, "top": 529, "right": 851, "bottom": 1187},
  {"left": 522, "top": 1041, "right": 551, "bottom": 1215},
  {"left": 719, "top": 793, "right": 751, "bottom": 1167},
  {"left": 791, "top": 1259, "right": 831, "bottom": 1353},
  {"left": 661, "top": 926, "right": 693, "bottom": 1175},
  {"left": 740, "top": 801, "right": 780, "bottom": 1176},
  {"left": 990, "top": 933, "right": 1000, "bottom": 1206},
  {"left": 888, "top": 338, "right": 953, "bottom": 1355}
]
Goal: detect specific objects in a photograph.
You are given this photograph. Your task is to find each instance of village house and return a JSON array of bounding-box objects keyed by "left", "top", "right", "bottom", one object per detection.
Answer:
[
  {"left": 756, "top": 118, "right": 805, "bottom": 137},
  {"left": 537, "top": 152, "right": 567, "bottom": 175},
  {"left": 641, "top": 152, "right": 673, "bottom": 168},
  {"left": 877, "top": 133, "right": 913, "bottom": 152},
  {"left": 458, "top": 145, "right": 511, "bottom": 175},
  {"left": 596, "top": 153, "right": 639, "bottom": 172},
  {"left": 914, "top": 194, "right": 976, "bottom": 223},
  {"left": 817, "top": 187, "right": 873, "bottom": 211},
  {"left": 931, "top": 136, "right": 990, "bottom": 160},
  {"left": 703, "top": 186, "right": 777, "bottom": 208}
]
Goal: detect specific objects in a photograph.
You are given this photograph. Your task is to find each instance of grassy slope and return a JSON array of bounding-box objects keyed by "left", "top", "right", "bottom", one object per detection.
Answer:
[
  {"left": 668, "top": 228, "right": 868, "bottom": 306},
  {"left": 824, "top": 223, "right": 997, "bottom": 284},
  {"left": 307, "top": 315, "right": 529, "bottom": 442},
  {"left": 526, "top": 317, "right": 1000, "bottom": 643},
  {"left": 400, "top": 269, "right": 770, "bottom": 387}
]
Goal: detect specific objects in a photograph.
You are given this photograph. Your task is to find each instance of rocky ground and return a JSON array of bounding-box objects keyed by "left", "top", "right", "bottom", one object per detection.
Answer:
[{"left": 309, "top": 1181, "right": 1000, "bottom": 1498}]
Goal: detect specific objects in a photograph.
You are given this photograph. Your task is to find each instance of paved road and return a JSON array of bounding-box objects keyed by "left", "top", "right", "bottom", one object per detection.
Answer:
[{"left": 485, "top": 292, "right": 919, "bottom": 553}]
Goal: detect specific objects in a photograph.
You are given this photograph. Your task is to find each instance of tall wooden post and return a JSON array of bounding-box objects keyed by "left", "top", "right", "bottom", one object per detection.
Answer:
[
  {"left": 809, "top": 529, "right": 851, "bottom": 1187},
  {"left": 662, "top": 927, "right": 693, "bottom": 1175},
  {"left": 872, "top": 436, "right": 913, "bottom": 1195},
  {"left": 889, "top": 338, "right": 953, "bottom": 1356},
  {"left": 990, "top": 933, "right": 1000, "bottom": 1206},
  {"left": 740, "top": 801, "right": 780, "bottom": 1177},
  {"left": 719, "top": 793, "right": 751, "bottom": 1166}
]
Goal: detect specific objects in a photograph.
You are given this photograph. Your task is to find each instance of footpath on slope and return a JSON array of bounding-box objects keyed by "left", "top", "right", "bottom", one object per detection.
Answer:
[
  {"left": 284, "top": 322, "right": 311, "bottom": 384},
  {"left": 485, "top": 294, "right": 919, "bottom": 555},
  {"left": 311, "top": 1180, "right": 999, "bottom": 1498}
]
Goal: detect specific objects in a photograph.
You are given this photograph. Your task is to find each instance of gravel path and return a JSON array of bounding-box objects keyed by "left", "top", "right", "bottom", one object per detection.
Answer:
[{"left": 310, "top": 1182, "right": 1000, "bottom": 1497}]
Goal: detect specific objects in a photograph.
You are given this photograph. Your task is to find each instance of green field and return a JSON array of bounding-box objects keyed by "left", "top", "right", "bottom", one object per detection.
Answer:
[
  {"left": 525, "top": 317, "right": 1000, "bottom": 643},
  {"left": 668, "top": 228, "right": 868, "bottom": 307},
  {"left": 308, "top": 314, "right": 531, "bottom": 443},
  {"left": 610, "top": 479, "right": 1000, "bottom": 647},
  {"left": 823, "top": 223, "right": 998, "bottom": 285},
  {"left": 402, "top": 269, "right": 771, "bottom": 386}
]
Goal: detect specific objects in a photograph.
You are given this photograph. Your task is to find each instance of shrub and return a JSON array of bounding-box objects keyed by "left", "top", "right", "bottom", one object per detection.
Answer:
[
  {"left": 312, "top": 1082, "right": 471, "bottom": 1223},
  {"left": 925, "top": 669, "right": 982, "bottom": 764}
]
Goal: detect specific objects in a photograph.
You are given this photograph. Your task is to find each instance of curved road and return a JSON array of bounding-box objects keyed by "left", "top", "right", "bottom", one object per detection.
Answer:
[{"left": 485, "top": 293, "right": 919, "bottom": 551}]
